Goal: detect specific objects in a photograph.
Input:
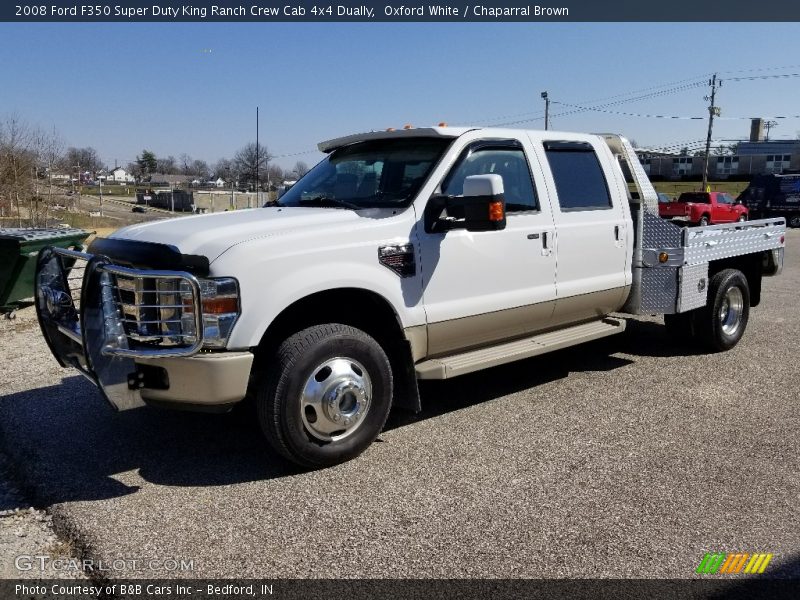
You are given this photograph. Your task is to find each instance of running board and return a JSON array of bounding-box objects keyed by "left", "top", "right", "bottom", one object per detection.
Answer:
[{"left": 415, "top": 317, "right": 626, "bottom": 380}]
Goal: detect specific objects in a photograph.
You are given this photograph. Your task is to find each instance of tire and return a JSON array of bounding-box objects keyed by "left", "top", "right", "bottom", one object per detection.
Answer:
[
  {"left": 256, "top": 324, "right": 393, "bottom": 468},
  {"left": 699, "top": 215, "right": 710, "bottom": 227},
  {"left": 789, "top": 215, "right": 800, "bottom": 228},
  {"left": 695, "top": 269, "right": 750, "bottom": 352},
  {"left": 737, "top": 215, "right": 746, "bottom": 222}
]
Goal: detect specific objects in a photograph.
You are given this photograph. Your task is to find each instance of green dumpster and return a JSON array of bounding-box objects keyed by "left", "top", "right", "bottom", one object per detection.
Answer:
[{"left": 0, "top": 228, "right": 92, "bottom": 314}]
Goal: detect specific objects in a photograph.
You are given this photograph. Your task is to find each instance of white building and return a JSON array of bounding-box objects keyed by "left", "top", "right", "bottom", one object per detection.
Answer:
[{"left": 109, "top": 167, "right": 135, "bottom": 183}]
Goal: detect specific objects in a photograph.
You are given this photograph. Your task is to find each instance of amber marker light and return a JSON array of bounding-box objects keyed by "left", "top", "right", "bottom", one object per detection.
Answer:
[
  {"left": 438, "top": 122, "right": 448, "bottom": 127},
  {"left": 658, "top": 252, "right": 669, "bottom": 263},
  {"left": 403, "top": 124, "right": 414, "bottom": 129},
  {"left": 183, "top": 297, "right": 239, "bottom": 315},
  {"left": 489, "top": 201, "right": 505, "bottom": 222}
]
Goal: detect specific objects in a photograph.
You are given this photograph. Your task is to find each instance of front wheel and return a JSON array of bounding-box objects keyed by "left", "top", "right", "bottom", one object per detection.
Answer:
[
  {"left": 699, "top": 215, "right": 710, "bottom": 227},
  {"left": 257, "top": 324, "right": 393, "bottom": 468},
  {"left": 738, "top": 214, "right": 747, "bottom": 222},
  {"left": 695, "top": 269, "right": 750, "bottom": 352},
  {"left": 789, "top": 215, "right": 800, "bottom": 228}
]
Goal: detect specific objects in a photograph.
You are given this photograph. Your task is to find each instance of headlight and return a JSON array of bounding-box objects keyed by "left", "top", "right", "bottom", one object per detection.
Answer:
[{"left": 180, "top": 277, "right": 240, "bottom": 349}]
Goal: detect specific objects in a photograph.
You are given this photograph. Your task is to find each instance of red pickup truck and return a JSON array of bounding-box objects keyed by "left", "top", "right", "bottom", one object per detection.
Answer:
[{"left": 658, "top": 191, "right": 748, "bottom": 225}]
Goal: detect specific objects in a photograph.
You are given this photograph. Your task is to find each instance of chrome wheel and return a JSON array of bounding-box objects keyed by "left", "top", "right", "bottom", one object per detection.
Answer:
[
  {"left": 719, "top": 286, "right": 744, "bottom": 336},
  {"left": 299, "top": 357, "right": 372, "bottom": 442}
]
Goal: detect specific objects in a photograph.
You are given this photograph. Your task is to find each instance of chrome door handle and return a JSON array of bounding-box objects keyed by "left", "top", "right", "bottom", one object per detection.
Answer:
[{"left": 541, "top": 231, "right": 552, "bottom": 256}]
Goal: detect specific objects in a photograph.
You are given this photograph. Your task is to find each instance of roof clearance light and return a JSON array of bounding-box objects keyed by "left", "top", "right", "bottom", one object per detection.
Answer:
[
  {"left": 403, "top": 124, "right": 414, "bottom": 130},
  {"left": 386, "top": 127, "right": 395, "bottom": 132},
  {"left": 438, "top": 122, "right": 447, "bottom": 127}
]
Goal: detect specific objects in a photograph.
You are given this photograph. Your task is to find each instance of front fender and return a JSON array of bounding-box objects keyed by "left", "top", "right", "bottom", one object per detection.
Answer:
[{"left": 214, "top": 243, "right": 427, "bottom": 350}]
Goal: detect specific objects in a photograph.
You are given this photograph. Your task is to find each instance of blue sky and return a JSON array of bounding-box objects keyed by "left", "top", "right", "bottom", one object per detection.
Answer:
[{"left": 2, "top": 22, "right": 800, "bottom": 170}]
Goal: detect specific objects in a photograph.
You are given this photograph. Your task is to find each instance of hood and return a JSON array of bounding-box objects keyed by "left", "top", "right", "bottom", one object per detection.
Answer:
[{"left": 110, "top": 207, "right": 364, "bottom": 263}]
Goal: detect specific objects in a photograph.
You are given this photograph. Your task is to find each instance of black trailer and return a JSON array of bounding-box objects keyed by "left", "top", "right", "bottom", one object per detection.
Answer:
[
  {"left": 738, "top": 173, "right": 800, "bottom": 227},
  {"left": 136, "top": 189, "right": 195, "bottom": 212}
]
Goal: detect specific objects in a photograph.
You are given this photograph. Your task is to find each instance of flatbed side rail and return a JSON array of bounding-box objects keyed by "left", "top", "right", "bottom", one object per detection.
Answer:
[{"left": 682, "top": 218, "right": 785, "bottom": 264}]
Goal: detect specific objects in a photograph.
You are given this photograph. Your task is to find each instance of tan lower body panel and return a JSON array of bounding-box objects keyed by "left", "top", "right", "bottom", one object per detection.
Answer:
[
  {"left": 427, "top": 300, "right": 556, "bottom": 357},
  {"left": 426, "top": 286, "right": 627, "bottom": 359},
  {"left": 550, "top": 285, "right": 630, "bottom": 329},
  {"left": 137, "top": 351, "right": 254, "bottom": 405},
  {"left": 416, "top": 317, "right": 626, "bottom": 380}
]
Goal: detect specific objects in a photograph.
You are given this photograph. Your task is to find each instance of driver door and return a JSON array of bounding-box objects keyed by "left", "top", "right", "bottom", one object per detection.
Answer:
[{"left": 417, "top": 138, "right": 557, "bottom": 357}]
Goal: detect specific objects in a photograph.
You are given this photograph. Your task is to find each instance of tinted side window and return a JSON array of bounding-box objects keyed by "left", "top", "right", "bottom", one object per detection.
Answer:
[
  {"left": 545, "top": 146, "right": 612, "bottom": 211},
  {"left": 443, "top": 147, "right": 538, "bottom": 212}
]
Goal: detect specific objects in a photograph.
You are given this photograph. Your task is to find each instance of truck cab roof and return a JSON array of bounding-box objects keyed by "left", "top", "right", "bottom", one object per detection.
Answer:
[{"left": 318, "top": 126, "right": 607, "bottom": 153}]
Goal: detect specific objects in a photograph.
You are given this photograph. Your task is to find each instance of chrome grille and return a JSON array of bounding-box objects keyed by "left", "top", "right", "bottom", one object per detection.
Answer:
[{"left": 104, "top": 265, "right": 203, "bottom": 352}]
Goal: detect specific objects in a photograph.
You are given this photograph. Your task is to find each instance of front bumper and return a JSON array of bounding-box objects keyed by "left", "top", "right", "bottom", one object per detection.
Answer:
[
  {"left": 136, "top": 352, "right": 253, "bottom": 406},
  {"left": 35, "top": 246, "right": 251, "bottom": 410}
]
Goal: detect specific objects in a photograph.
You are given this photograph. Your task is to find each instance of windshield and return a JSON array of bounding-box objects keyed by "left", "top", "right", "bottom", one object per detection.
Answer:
[{"left": 276, "top": 137, "right": 452, "bottom": 209}]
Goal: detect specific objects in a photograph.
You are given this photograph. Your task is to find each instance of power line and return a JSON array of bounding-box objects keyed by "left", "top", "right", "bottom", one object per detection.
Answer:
[
  {"left": 726, "top": 72, "right": 800, "bottom": 81},
  {"left": 491, "top": 81, "right": 708, "bottom": 127},
  {"left": 454, "top": 76, "right": 708, "bottom": 126},
  {"left": 552, "top": 101, "right": 705, "bottom": 120}
]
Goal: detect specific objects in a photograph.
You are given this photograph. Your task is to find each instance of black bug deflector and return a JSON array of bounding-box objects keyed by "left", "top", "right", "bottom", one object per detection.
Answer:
[{"left": 35, "top": 245, "right": 204, "bottom": 412}]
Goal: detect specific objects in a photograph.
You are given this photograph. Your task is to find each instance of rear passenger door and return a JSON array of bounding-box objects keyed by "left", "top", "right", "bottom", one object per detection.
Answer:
[{"left": 534, "top": 139, "right": 630, "bottom": 325}]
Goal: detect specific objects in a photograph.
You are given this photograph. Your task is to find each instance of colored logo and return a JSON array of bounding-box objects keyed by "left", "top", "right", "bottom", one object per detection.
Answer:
[{"left": 696, "top": 552, "right": 773, "bottom": 575}]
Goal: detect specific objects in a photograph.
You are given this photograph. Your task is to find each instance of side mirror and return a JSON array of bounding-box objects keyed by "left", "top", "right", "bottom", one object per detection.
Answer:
[{"left": 454, "top": 174, "right": 507, "bottom": 232}]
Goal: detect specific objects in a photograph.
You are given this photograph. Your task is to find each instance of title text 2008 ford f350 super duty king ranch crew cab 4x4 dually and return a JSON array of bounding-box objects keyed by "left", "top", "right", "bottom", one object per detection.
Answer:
[{"left": 34, "top": 128, "right": 786, "bottom": 467}]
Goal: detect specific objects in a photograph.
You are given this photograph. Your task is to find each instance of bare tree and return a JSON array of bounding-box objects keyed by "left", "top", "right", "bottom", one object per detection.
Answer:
[
  {"left": 214, "top": 158, "right": 234, "bottom": 183},
  {"left": 0, "top": 114, "right": 37, "bottom": 224},
  {"left": 29, "top": 126, "right": 64, "bottom": 225},
  {"left": 191, "top": 159, "right": 210, "bottom": 180},
  {"left": 233, "top": 142, "right": 272, "bottom": 188},
  {"left": 180, "top": 153, "right": 193, "bottom": 175},
  {"left": 126, "top": 161, "right": 142, "bottom": 182},
  {"left": 156, "top": 155, "right": 177, "bottom": 174},
  {"left": 268, "top": 164, "right": 284, "bottom": 189},
  {"left": 60, "top": 146, "right": 104, "bottom": 176},
  {"left": 292, "top": 160, "right": 309, "bottom": 178},
  {"left": 39, "top": 127, "right": 64, "bottom": 223}
]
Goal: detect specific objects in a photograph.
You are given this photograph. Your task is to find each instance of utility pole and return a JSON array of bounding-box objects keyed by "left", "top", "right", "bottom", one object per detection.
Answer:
[
  {"left": 255, "top": 106, "right": 260, "bottom": 202},
  {"left": 541, "top": 91, "right": 550, "bottom": 130},
  {"left": 764, "top": 120, "right": 778, "bottom": 141},
  {"left": 702, "top": 74, "right": 721, "bottom": 191},
  {"left": 74, "top": 163, "right": 81, "bottom": 211}
]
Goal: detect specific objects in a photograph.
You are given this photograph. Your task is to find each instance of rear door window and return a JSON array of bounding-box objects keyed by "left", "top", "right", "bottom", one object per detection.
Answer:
[{"left": 544, "top": 142, "right": 612, "bottom": 211}]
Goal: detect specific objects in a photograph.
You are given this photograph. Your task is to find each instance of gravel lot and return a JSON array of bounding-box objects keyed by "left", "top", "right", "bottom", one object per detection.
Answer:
[{"left": 0, "top": 232, "right": 798, "bottom": 580}]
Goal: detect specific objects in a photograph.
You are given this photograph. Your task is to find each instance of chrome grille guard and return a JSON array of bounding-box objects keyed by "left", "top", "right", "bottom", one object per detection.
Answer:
[{"left": 35, "top": 245, "right": 204, "bottom": 411}]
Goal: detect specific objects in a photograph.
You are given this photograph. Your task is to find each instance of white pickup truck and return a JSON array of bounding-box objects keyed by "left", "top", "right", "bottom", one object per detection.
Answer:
[{"left": 35, "top": 127, "right": 786, "bottom": 467}]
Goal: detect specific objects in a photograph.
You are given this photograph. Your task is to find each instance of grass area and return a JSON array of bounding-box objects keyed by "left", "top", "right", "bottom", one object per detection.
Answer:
[
  {"left": 78, "top": 185, "right": 136, "bottom": 196},
  {"left": 651, "top": 181, "right": 749, "bottom": 197}
]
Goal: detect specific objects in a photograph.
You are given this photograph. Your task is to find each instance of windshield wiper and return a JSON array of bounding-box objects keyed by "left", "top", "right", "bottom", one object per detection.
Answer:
[{"left": 299, "top": 196, "right": 363, "bottom": 210}]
